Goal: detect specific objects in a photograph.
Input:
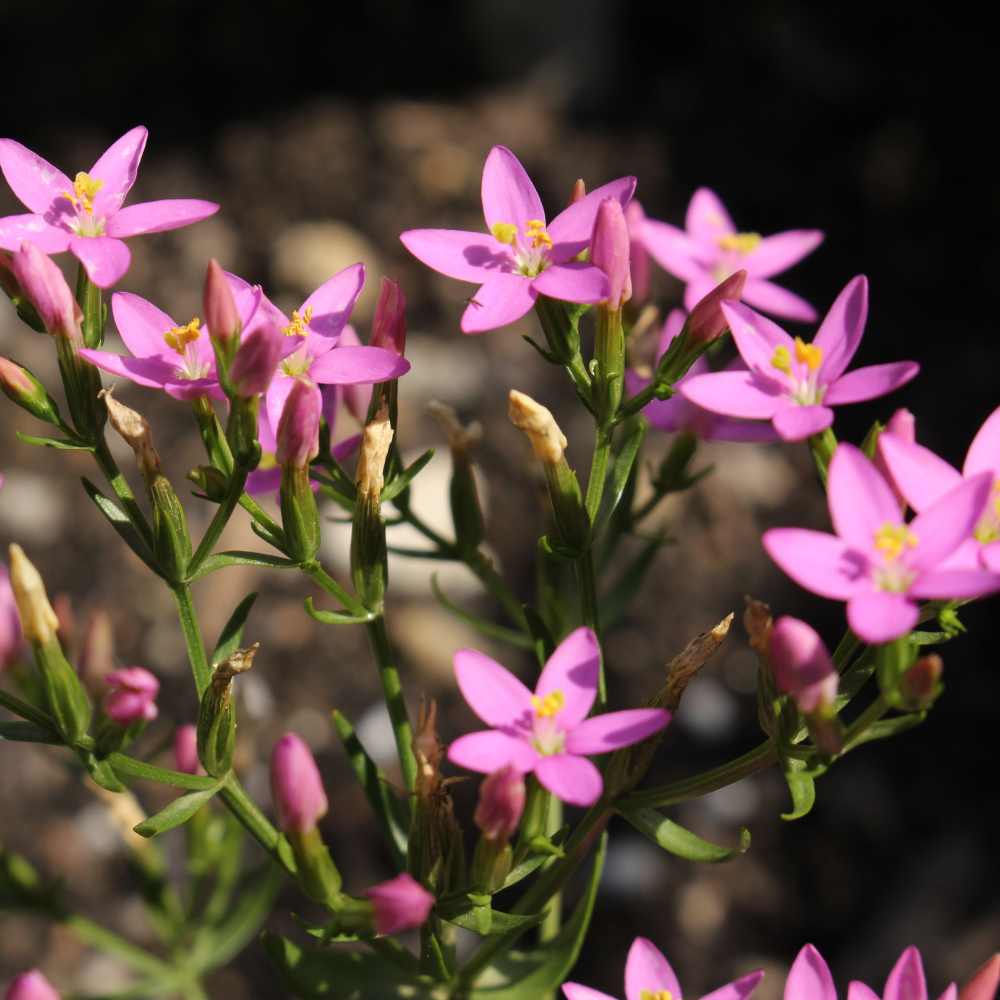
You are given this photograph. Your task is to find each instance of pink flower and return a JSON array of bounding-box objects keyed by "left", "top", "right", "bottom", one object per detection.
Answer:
[
  {"left": 624, "top": 200, "right": 651, "bottom": 306},
  {"left": 173, "top": 724, "right": 205, "bottom": 776},
  {"left": 769, "top": 617, "right": 837, "bottom": 712},
  {"left": 960, "top": 956, "right": 1000, "bottom": 1000},
  {"left": 364, "top": 872, "right": 435, "bottom": 935},
  {"left": 563, "top": 936, "right": 763, "bottom": 1000},
  {"left": 873, "top": 408, "right": 916, "bottom": 511},
  {"left": 369, "top": 276, "right": 407, "bottom": 356},
  {"left": 446, "top": 627, "right": 671, "bottom": 807},
  {"left": 400, "top": 146, "right": 636, "bottom": 333},
  {"left": 2, "top": 970, "right": 62, "bottom": 1000},
  {"left": 103, "top": 667, "right": 159, "bottom": 726},
  {"left": 229, "top": 321, "right": 283, "bottom": 398},
  {"left": 785, "top": 945, "right": 837, "bottom": 1000},
  {"left": 640, "top": 187, "right": 823, "bottom": 321},
  {"left": 847, "top": 946, "right": 956, "bottom": 1000},
  {"left": 474, "top": 763, "right": 526, "bottom": 841},
  {"left": 680, "top": 276, "right": 919, "bottom": 442},
  {"left": 270, "top": 733, "right": 328, "bottom": 833},
  {"left": 625, "top": 308, "right": 778, "bottom": 442},
  {"left": 1, "top": 561, "right": 25, "bottom": 671},
  {"left": 0, "top": 127, "right": 218, "bottom": 288},
  {"left": 590, "top": 197, "right": 631, "bottom": 310},
  {"left": 12, "top": 241, "right": 81, "bottom": 337},
  {"left": 763, "top": 443, "right": 1000, "bottom": 644},
  {"left": 878, "top": 403, "right": 1000, "bottom": 572},
  {"left": 276, "top": 377, "right": 322, "bottom": 468}
]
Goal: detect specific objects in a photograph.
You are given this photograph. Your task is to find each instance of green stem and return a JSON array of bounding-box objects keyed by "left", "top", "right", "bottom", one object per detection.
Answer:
[
  {"left": 585, "top": 425, "right": 613, "bottom": 525},
  {"left": 301, "top": 559, "right": 371, "bottom": 618},
  {"left": 239, "top": 492, "right": 286, "bottom": 543},
  {"left": 614, "top": 382, "right": 658, "bottom": 424},
  {"left": 75, "top": 264, "right": 103, "bottom": 350},
  {"left": 186, "top": 467, "right": 249, "bottom": 578},
  {"left": 92, "top": 437, "right": 155, "bottom": 548},
  {"left": 573, "top": 551, "right": 603, "bottom": 706},
  {"left": 538, "top": 797, "right": 564, "bottom": 942},
  {"left": 171, "top": 585, "right": 212, "bottom": 696},
  {"left": 63, "top": 913, "right": 173, "bottom": 976},
  {"left": 217, "top": 775, "right": 295, "bottom": 876},
  {"left": 841, "top": 694, "right": 890, "bottom": 750},
  {"left": 191, "top": 395, "right": 233, "bottom": 475}
]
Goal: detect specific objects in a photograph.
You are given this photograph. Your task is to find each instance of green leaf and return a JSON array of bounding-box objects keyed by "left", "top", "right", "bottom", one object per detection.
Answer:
[
  {"left": 0, "top": 721, "right": 63, "bottom": 745},
  {"left": 211, "top": 592, "right": 259, "bottom": 666},
  {"left": 599, "top": 533, "right": 668, "bottom": 630},
  {"left": 521, "top": 334, "right": 560, "bottom": 364},
  {"left": 386, "top": 546, "right": 454, "bottom": 560},
  {"left": 467, "top": 831, "right": 607, "bottom": 1000},
  {"left": 834, "top": 646, "right": 877, "bottom": 711},
  {"left": 779, "top": 749, "right": 817, "bottom": 820},
  {"left": 620, "top": 807, "right": 750, "bottom": 862},
  {"left": 134, "top": 786, "right": 221, "bottom": 837},
  {"left": 261, "top": 931, "right": 432, "bottom": 1000},
  {"left": 431, "top": 574, "right": 533, "bottom": 650},
  {"left": 16, "top": 432, "right": 91, "bottom": 450},
  {"left": 501, "top": 826, "right": 570, "bottom": 889},
  {"left": 592, "top": 423, "right": 644, "bottom": 540},
  {"left": 332, "top": 710, "right": 409, "bottom": 869},
  {"left": 521, "top": 605, "right": 556, "bottom": 667},
  {"left": 304, "top": 598, "right": 374, "bottom": 625},
  {"left": 382, "top": 448, "right": 435, "bottom": 502},
  {"left": 290, "top": 913, "right": 360, "bottom": 945},
  {"left": 106, "top": 752, "right": 221, "bottom": 790},
  {"left": 190, "top": 550, "right": 298, "bottom": 579},
  {"left": 908, "top": 630, "right": 952, "bottom": 645},
  {"left": 847, "top": 711, "right": 926, "bottom": 747},
  {"left": 443, "top": 904, "right": 548, "bottom": 937},
  {"left": 82, "top": 478, "right": 161, "bottom": 577},
  {"left": 75, "top": 748, "right": 126, "bottom": 792},
  {"left": 0, "top": 689, "right": 58, "bottom": 732},
  {"left": 250, "top": 518, "right": 288, "bottom": 551}
]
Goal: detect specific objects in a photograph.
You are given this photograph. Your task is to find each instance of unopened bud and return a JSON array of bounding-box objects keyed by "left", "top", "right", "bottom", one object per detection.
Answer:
[
  {"left": 369, "top": 277, "right": 407, "bottom": 357},
  {"left": 364, "top": 873, "right": 434, "bottom": 935},
  {"left": 8, "top": 544, "right": 59, "bottom": 646},
  {"left": 103, "top": 667, "right": 159, "bottom": 727},
  {"left": 567, "top": 179, "right": 586, "bottom": 207},
  {"left": 196, "top": 644, "right": 257, "bottom": 776},
  {"left": 2, "top": 970, "right": 62, "bottom": 1000},
  {"left": 898, "top": 653, "right": 943, "bottom": 712},
  {"left": 0, "top": 252, "right": 46, "bottom": 332},
  {"left": 474, "top": 764, "right": 525, "bottom": 842},
  {"left": 0, "top": 357, "right": 64, "bottom": 428},
  {"left": 960, "top": 955, "right": 1000, "bottom": 1000},
  {"left": 687, "top": 270, "right": 746, "bottom": 344},
  {"left": 590, "top": 197, "right": 632, "bottom": 311},
  {"left": 100, "top": 386, "right": 160, "bottom": 476},
  {"left": 12, "top": 241, "right": 82, "bottom": 339},
  {"left": 770, "top": 616, "right": 837, "bottom": 713},
  {"left": 276, "top": 377, "right": 322, "bottom": 468},
  {"left": 624, "top": 200, "right": 651, "bottom": 308},
  {"left": 204, "top": 258, "right": 241, "bottom": 350},
  {"left": 186, "top": 464, "right": 229, "bottom": 501},
  {"left": 270, "top": 732, "right": 329, "bottom": 833},
  {"left": 508, "top": 391, "right": 567, "bottom": 464},
  {"left": 229, "top": 321, "right": 282, "bottom": 398},
  {"left": 173, "top": 724, "right": 204, "bottom": 776}
]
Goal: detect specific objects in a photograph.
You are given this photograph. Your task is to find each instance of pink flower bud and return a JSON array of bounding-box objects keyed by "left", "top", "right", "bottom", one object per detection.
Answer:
[
  {"left": 173, "top": 724, "right": 205, "bottom": 775},
  {"left": 687, "top": 269, "right": 747, "bottom": 344},
  {"left": 369, "top": 277, "right": 407, "bottom": 357},
  {"left": 2, "top": 970, "right": 62, "bottom": 1000},
  {"left": 1, "top": 563, "right": 25, "bottom": 671},
  {"left": 229, "top": 321, "right": 282, "bottom": 397},
  {"left": 474, "top": 763, "right": 526, "bottom": 841},
  {"left": 276, "top": 377, "right": 322, "bottom": 468},
  {"left": 0, "top": 356, "right": 33, "bottom": 397},
  {"left": 960, "top": 954, "right": 1000, "bottom": 1000},
  {"left": 103, "top": 667, "right": 160, "bottom": 727},
  {"left": 204, "top": 258, "right": 241, "bottom": 348},
  {"left": 12, "top": 242, "right": 81, "bottom": 338},
  {"left": 874, "top": 408, "right": 916, "bottom": 512},
  {"left": 339, "top": 325, "right": 373, "bottom": 422},
  {"left": 567, "top": 179, "right": 586, "bottom": 207},
  {"left": 898, "top": 654, "right": 943, "bottom": 711},
  {"left": 364, "top": 872, "right": 435, "bottom": 935},
  {"left": 270, "top": 733, "right": 328, "bottom": 833},
  {"left": 590, "top": 197, "right": 632, "bottom": 311},
  {"left": 624, "top": 200, "right": 651, "bottom": 307},
  {"left": 769, "top": 616, "right": 838, "bottom": 713}
]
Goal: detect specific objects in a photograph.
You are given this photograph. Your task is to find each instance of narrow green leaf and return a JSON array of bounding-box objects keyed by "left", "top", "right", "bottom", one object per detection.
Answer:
[
  {"left": 620, "top": 807, "right": 750, "bottom": 862},
  {"left": 107, "top": 752, "right": 221, "bottom": 790},
  {"left": 75, "top": 748, "right": 126, "bottom": 792},
  {"left": 190, "top": 550, "right": 298, "bottom": 579},
  {"left": 0, "top": 721, "right": 62, "bottom": 745},
  {"left": 431, "top": 574, "right": 533, "bottom": 650},
  {"left": 332, "top": 710, "right": 409, "bottom": 869},
  {"left": 16, "top": 432, "right": 91, "bottom": 450},
  {"left": 521, "top": 335, "right": 560, "bottom": 364},
  {"left": 250, "top": 518, "right": 287, "bottom": 551},
  {"left": 779, "top": 750, "right": 817, "bottom": 820},
  {"left": 522, "top": 605, "right": 556, "bottom": 667},
  {"left": 444, "top": 905, "right": 548, "bottom": 937},
  {"left": 211, "top": 592, "right": 259, "bottom": 666},
  {"left": 196, "top": 865, "right": 283, "bottom": 970},
  {"left": 592, "top": 423, "right": 644, "bottom": 540},
  {"left": 908, "top": 630, "right": 952, "bottom": 645},
  {"left": 501, "top": 826, "right": 570, "bottom": 889},
  {"left": 599, "top": 533, "right": 667, "bottom": 629},
  {"left": 834, "top": 645, "right": 877, "bottom": 710},
  {"left": 304, "top": 598, "right": 374, "bottom": 625},
  {"left": 0, "top": 688, "right": 58, "bottom": 731},
  {"left": 82, "top": 478, "right": 161, "bottom": 577},
  {"left": 291, "top": 913, "right": 360, "bottom": 945},
  {"left": 847, "top": 711, "right": 926, "bottom": 747},
  {"left": 382, "top": 448, "right": 435, "bottom": 502},
  {"left": 134, "top": 786, "right": 221, "bottom": 837}
]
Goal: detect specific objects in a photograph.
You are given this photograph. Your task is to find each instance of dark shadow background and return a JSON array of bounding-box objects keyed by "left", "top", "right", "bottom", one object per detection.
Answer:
[{"left": 2, "top": 2, "right": 998, "bottom": 999}]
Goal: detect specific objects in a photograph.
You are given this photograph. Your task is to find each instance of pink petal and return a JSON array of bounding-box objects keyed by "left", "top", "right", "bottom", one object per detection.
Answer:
[
  {"left": 813, "top": 275, "right": 868, "bottom": 382},
  {"left": 104, "top": 199, "right": 219, "bottom": 237},
  {"left": 89, "top": 126, "right": 147, "bottom": 218},
  {"left": 827, "top": 443, "right": 904, "bottom": 550},
  {"left": 680, "top": 371, "right": 785, "bottom": 419},
  {"left": 564, "top": 708, "right": 671, "bottom": 755},
  {"left": 454, "top": 648, "right": 535, "bottom": 732},
  {"left": 641, "top": 219, "right": 709, "bottom": 282},
  {"left": 257, "top": 407, "right": 278, "bottom": 453},
  {"left": 963, "top": 403, "right": 1000, "bottom": 477},
  {"left": 332, "top": 432, "right": 362, "bottom": 463},
  {"left": 480, "top": 146, "right": 545, "bottom": 240},
  {"left": 743, "top": 230, "right": 824, "bottom": 279},
  {"left": 877, "top": 435, "right": 962, "bottom": 512},
  {"left": 534, "top": 753, "right": 603, "bottom": 806},
  {"left": 658, "top": 308, "right": 689, "bottom": 357},
  {"left": 711, "top": 420, "right": 782, "bottom": 443},
  {"left": 981, "top": 542, "right": 1000, "bottom": 573},
  {"left": 625, "top": 937, "right": 681, "bottom": 1000},
  {"left": 722, "top": 300, "right": 795, "bottom": 374},
  {"left": 938, "top": 537, "right": 982, "bottom": 571},
  {"left": 306, "top": 345, "right": 410, "bottom": 385},
  {"left": 298, "top": 262, "right": 366, "bottom": 341},
  {"left": 762, "top": 528, "right": 864, "bottom": 600},
  {"left": 0, "top": 215, "right": 73, "bottom": 253},
  {"left": 111, "top": 291, "right": 178, "bottom": 360},
  {"left": 223, "top": 270, "right": 264, "bottom": 330},
  {"left": 849, "top": 983, "right": 883, "bottom": 1000},
  {"left": 531, "top": 261, "right": 610, "bottom": 304},
  {"left": 909, "top": 472, "right": 993, "bottom": 570},
  {"left": 78, "top": 349, "right": 176, "bottom": 387},
  {"left": 447, "top": 730, "right": 538, "bottom": 774},
  {"left": 545, "top": 175, "right": 637, "bottom": 257},
  {"left": 848, "top": 589, "right": 919, "bottom": 643},
  {"left": 460, "top": 272, "right": 537, "bottom": 334},
  {"left": 70, "top": 235, "right": 131, "bottom": 288},
  {"left": 909, "top": 568, "right": 1000, "bottom": 600},
  {"left": 399, "top": 228, "right": 513, "bottom": 282},
  {"left": 823, "top": 362, "right": 919, "bottom": 406},
  {"left": 937, "top": 987, "right": 957, "bottom": 1000},
  {"left": 685, "top": 188, "right": 736, "bottom": 243},
  {"left": 785, "top": 945, "right": 837, "bottom": 1000},
  {"left": 562, "top": 984, "right": 616, "bottom": 1000},
  {"left": 683, "top": 275, "right": 721, "bottom": 312},
  {"left": 885, "top": 947, "right": 928, "bottom": 1000},
  {"left": 535, "top": 626, "right": 600, "bottom": 729},
  {"left": 701, "top": 970, "right": 767, "bottom": 1000},
  {"left": 772, "top": 404, "right": 834, "bottom": 441},
  {"left": 742, "top": 278, "right": 818, "bottom": 322},
  {"left": 0, "top": 138, "right": 73, "bottom": 213},
  {"left": 244, "top": 466, "right": 281, "bottom": 496},
  {"left": 265, "top": 374, "right": 296, "bottom": 436}
]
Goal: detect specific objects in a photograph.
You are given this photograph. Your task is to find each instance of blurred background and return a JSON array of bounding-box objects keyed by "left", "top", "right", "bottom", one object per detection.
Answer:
[{"left": 1, "top": 2, "right": 997, "bottom": 998}]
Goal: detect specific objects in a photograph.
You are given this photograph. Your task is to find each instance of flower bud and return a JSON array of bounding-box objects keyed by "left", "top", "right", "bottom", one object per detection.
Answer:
[
  {"left": 196, "top": 644, "right": 258, "bottom": 776},
  {"left": 567, "top": 179, "right": 586, "bottom": 207},
  {"left": 351, "top": 398, "right": 393, "bottom": 607},
  {"left": 276, "top": 378, "right": 322, "bottom": 468},
  {"left": 0, "top": 357, "right": 64, "bottom": 428},
  {"left": 960, "top": 954, "right": 1000, "bottom": 1000},
  {"left": 364, "top": 872, "right": 435, "bottom": 936},
  {"left": 8, "top": 544, "right": 59, "bottom": 647},
  {"left": 229, "top": 321, "right": 282, "bottom": 398},
  {"left": 624, "top": 200, "right": 651, "bottom": 308},
  {"left": 173, "top": 724, "right": 204, "bottom": 775},
  {"left": 0, "top": 252, "right": 46, "bottom": 332},
  {"left": 898, "top": 653, "right": 943, "bottom": 712},
  {"left": 101, "top": 386, "right": 160, "bottom": 476},
  {"left": 77, "top": 610, "right": 116, "bottom": 700},
  {"left": 369, "top": 277, "right": 407, "bottom": 357},
  {"left": 271, "top": 732, "right": 329, "bottom": 833},
  {"left": 1, "top": 563, "right": 25, "bottom": 671},
  {"left": 687, "top": 269, "right": 746, "bottom": 344},
  {"left": 508, "top": 391, "right": 567, "bottom": 464},
  {"left": 474, "top": 764, "right": 525, "bottom": 842},
  {"left": 12, "top": 242, "right": 82, "bottom": 339},
  {"left": 203, "top": 258, "right": 241, "bottom": 351},
  {"left": 590, "top": 197, "right": 632, "bottom": 311},
  {"left": 186, "top": 464, "right": 229, "bottom": 501},
  {"left": 769, "top": 616, "right": 838, "bottom": 713},
  {"left": 103, "top": 667, "right": 159, "bottom": 727},
  {"left": 2, "top": 970, "right": 62, "bottom": 1000}
]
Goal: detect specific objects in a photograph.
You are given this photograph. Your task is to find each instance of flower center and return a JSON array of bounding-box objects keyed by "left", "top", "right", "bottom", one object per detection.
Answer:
[
  {"left": 531, "top": 691, "right": 564, "bottom": 718},
  {"left": 639, "top": 991, "right": 674, "bottom": 1000},
  {"left": 491, "top": 219, "right": 553, "bottom": 277},
  {"left": 62, "top": 172, "right": 104, "bottom": 217},
  {"left": 529, "top": 689, "right": 565, "bottom": 756},
  {"left": 770, "top": 337, "right": 825, "bottom": 405},
  {"left": 283, "top": 306, "right": 313, "bottom": 337},
  {"left": 871, "top": 521, "right": 920, "bottom": 592},
  {"left": 973, "top": 480, "right": 1000, "bottom": 544},
  {"left": 716, "top": 231, "right": 761, "bottom": 254},
  {"left": 164, "top": 318, "right": 201, "bottom": 354}
]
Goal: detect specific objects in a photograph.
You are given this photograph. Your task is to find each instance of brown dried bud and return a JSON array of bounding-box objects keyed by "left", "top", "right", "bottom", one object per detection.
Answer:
[
  {"left": 426, "top": 401, "right": 482, "bottom": 462},
  {"left": 356, "top": 397, "right": 394, "bottom": 498},
  {"left": 211, "top": 643, "right": 259, "bottom": 691},
  {"left": 567, "top": 178, "right": 586, "bottom": 207},
  {"left": 100, "top": 386, "right": 161, "bottom": 476},
  {"left": 661, "top": 613, "right": 733, "bottom": 712},
  {"left": 413, "top": 696, "right": 445, "bottom": 801},
  {"left": 744, "top": 596, "right": 773, "bottom": 658},
  {"left": 508, "top": 390, "right": 568, "bottom": 464},
  {"left": 8, "top": 544, "right": 60, "bottom": 646}
]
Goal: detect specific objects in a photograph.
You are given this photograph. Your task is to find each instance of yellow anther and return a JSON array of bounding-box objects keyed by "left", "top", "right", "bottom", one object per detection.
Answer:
[
  {"left": 257, "top": 451, "right": 279, "bottom": 471},
  {"left": 874, "top": 522, "right": 919, "bottom": 562},
  {"left": 771, "top": 344, "right": 792, "bottom": 376},
  {"left": 283, "top": 306, "right": 314, "bottom": 337},
  {"left": 491, "top": 221, "right": 518, "bottom": 245},
  {"left": 716, "top": 231, "right": 762, "bottom": 254},
  {"left": 794, "top": 336, "right": 823, "bottom": 372},
  {"left": 639, "top": 991, "right": 674, "bottom": 1000},
  {"left": 62, "top": 171, "right": 104, "bottom": 216},
  {"left": 163, "top": 318, "right": 201, "bottom": 354},
  {"left": 524, "top": 219, "right": 553, "bottom": 250},
  {"left": 531, "top": 690, "right": 564, "bottom": 719}
]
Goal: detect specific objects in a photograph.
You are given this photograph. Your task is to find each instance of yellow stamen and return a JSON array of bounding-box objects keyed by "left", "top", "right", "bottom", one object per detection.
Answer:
[
  {"left": 794, "top": 336, "right": 823, "bottom": 371},
  {"left": 163, "top": 318, "right": 201, "bottom": 354},
  {"left": 716, "top": 231, "right": 761, "bottom": 254},
  {"left": 874, "top": 522, "right": 919, "bottom": 562},
  {"left": 531, "top": 690, "right": 564, "bottom": 718},
  {"left": 283, "top": 306, "right": 314, "bottom": 337},
  {"left": 257, "top": 451, "right": 278, "bottom": 470},
  {"left": 524, "top": 219, "right": 552, "bottom": 250},
  {"left": 61, "top": 171, "right": 104, "bottom": 216},
  {"left": 771, "top": 344, "right": 792, "bottom": 376},
  {"left": 491, "top": 221, "right": 518, "bottom": 245},
  {"left": 639, "top": 991, "right": 674, "bottom": 1000}
]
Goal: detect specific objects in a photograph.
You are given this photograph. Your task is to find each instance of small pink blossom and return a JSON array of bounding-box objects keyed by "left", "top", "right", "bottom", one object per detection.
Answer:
[
  {"left": 12, "top": 241, "right": 81, "bottom": 337},
  {"left": 276, "top": 377, "right": 322, "bottom": 468},
  {"left": 474, "top": 763, "right": 526, "bottom": 841},
  {"left": 769, "top": 617, "right": 837, "bottom": 713},
  {"left": 590, "top": 197, "right": 631, "bottom": 310},
  {"left": 173, "top": 724, "right": 204, "bottom": 776},
  {"left": 447, "top": 627, "right": 670, "bottom": 807},
  {"left": 2, "top": 970, "right": 62, "bottom": 1000},
  {"left": 203, "top": 258, "right": 241, "bottom": 348},
  {"left": 229, "top": 321, "right": 283, "bottom": 398},
  {"left": 845, "top": 946, "right": 956, "bottom": 1000},
  {"left": 369, "top": 276, "right": 407, "bottom": 356},
  {"left": 270, "top": 733, "right": 328, "bottom": 834},
  {"left": 103, "top": 667, "right": 159, "bottom": 726},
  {"left": 364, "top": 872, "right": 435, "bottom": 935}
]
